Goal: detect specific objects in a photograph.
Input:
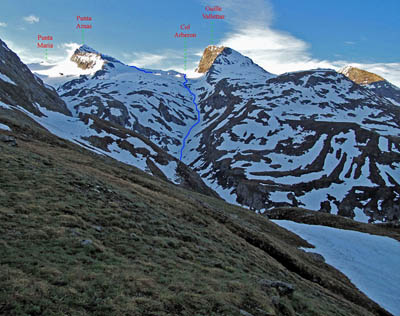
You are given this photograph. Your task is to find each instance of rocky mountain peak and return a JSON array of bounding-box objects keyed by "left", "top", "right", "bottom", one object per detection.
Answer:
[
  {"left": 70, "top": 45, "right": 121, "bottom": 70},
  {"left": 339, "top": 66, "right": 400, "bottom": 105},
  {"left": 195, "top": 45, "right": 225, "bottom": 73},
  {"left": 75, "top": 44, "right": 99, "bottom": 54},
  {"left": 70, "top": 45, "right": 105, "bottom": 70},
  {"left": 339, "top": 66, "right": 385, "bottom": 85},
  {"left": 204, "top": 47, "right": 274, "bottom": 83}
]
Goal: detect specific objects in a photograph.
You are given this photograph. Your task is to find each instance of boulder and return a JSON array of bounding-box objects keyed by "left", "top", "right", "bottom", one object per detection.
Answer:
[
  {"left": 0, "top": 134, "right": 17, "bottom": 146},
  {"left": 259, "top": 279, "right": 295, "bottom": 296}
]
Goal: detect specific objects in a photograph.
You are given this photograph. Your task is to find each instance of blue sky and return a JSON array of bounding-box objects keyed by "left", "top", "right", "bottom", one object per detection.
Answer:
[
  {"left": 272, "top": 0, "right": 400, "bottom": 63},
  {"left": 0, "top": 0, "right": 399, "bottom": 84}
]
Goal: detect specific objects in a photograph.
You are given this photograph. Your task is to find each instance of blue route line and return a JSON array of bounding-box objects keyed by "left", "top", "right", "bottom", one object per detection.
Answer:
[
  {"left": 129, "top": 65, "right": 199, "bottom": 161},
  {"left": 129, "top": 65, "right": 153, "bottom": 74},
  {"left": 180, "top": 74, "right": 200, "bottom": 161}
]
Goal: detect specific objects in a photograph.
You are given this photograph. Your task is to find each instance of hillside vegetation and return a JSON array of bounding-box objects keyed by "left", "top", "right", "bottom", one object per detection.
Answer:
[{"left": 0, "top": 110, "right": 392, "bottom": 315}]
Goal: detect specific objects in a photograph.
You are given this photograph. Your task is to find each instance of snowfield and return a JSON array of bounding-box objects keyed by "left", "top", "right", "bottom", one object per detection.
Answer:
[{"left": 272, "top": 220, "right": 400, "bottom": 316}]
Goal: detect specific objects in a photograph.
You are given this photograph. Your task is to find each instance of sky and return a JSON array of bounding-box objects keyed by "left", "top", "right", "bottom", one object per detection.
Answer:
[{"left": 0, "top": 0, "right": 399, "bottom": 85}]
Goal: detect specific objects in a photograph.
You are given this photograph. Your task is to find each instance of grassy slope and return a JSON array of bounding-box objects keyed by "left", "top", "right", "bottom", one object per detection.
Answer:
[{"left": 0, "top": 110, "right": 392, "bottom": 316}]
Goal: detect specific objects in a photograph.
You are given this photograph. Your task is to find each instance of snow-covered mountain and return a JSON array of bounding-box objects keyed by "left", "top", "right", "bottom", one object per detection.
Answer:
[
  {"left": 27, "top": 43, "right": 400, "bottom": 223},
  {"left": 339, "top": 65, "right": 400, "bottom": 106},
  {"left": 185, "top": 47, "right": 400, "bottom": 222},
  {"left": 54, "top": 45, "right": 198, "bottom": 157},
  {"left": 0, "top": 39, "right": 216, "bottom": 198},
  {"left": 32, "top": 45, "right": 111, "bottom": 87}
]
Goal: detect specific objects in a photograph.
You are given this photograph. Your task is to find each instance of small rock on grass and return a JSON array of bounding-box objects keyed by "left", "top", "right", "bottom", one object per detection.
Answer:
[
  {"left": 259, "top": 279, "right": 295, "bottom": 296},
  {"left": 81, "top": 239, "right": 93, "bottom": 246},
  {"left": 0, "top": 134, "right": 17, "bottom": 146}
]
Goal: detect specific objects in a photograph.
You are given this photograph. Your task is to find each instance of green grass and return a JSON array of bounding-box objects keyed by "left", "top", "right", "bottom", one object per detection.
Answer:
[{"left": 0, "top": 124, "right": 391, "bottom": 316}]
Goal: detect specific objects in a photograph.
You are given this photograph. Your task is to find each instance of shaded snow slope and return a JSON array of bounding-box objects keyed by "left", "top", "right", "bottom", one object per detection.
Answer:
[
  {"left": 272, "top": 220, "right": 400, "bottom": 316},
  {"left": 10, "top": 102, "right": 216, "bottom": 197}
]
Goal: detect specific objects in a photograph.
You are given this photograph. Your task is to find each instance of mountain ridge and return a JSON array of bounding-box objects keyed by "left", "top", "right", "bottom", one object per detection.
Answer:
[
  {"left": 25, "top": 41, "right": 400, "bottom": 223},
  {"left": 339, "top": 65, "right": 400, "bottom": 106},
  {"left": 195, "top": 45, "right": 225, "bottom": 73},
  {"left": 0, "top": 39, "right": 71, "bottom": 116},
  {"left": 70, "top": 44, "right": 122, "bottom": 70},
  {"left": 1, "top": 36, "right": 399, "bottom": 315},
  {"left": 0, "top": 39, "right": 218, "bottom": 198},
  {"left": 339, "top": 66, "right": 385, "bottom": 85}
]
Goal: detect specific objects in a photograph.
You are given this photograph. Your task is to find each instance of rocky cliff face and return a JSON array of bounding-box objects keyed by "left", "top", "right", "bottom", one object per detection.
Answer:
[
  {"left": 340, "top": 65, "right": 400, "bottom": 106},
  {"left": 0, "top": 39, "right": 70, "bottom": 116},
  {"left": 339, "top": 66, "right": 385, "bottom": 85},
  {"left": 195, "top": 45, "right": 225, "bottom": 73},
  {"left": 69, "top": 44, "right": 119, "bottom": 70}
]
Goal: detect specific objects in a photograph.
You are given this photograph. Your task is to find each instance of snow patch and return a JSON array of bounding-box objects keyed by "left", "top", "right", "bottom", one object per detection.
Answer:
[
  {"left": 0, "top": 73, "right": 17, "bottom": 86},
  {"left": 110, "top": 108, "right": 122, "bottom": 116},
  {"left": 353, "top": 207, "right": 370, "bottom": 223},
  {"left": 0, "top": 101, "right": 12, "bottom": 109},
  {"left": 272, "top": 220, "right": 400, "bottom": 316},
  {"left": 156, "top": 160, "right": 180, "bottom": 184},
  {"left": 0, "top": 123, "right": 11, "bottom": 131}
]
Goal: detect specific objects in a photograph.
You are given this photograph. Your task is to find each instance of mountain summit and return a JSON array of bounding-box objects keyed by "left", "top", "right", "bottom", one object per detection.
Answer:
[
  {"left": 339, "top": 66, "right": 400, "bottom": 106},
  {"left": 339, "top": 66, "right": 384, "bottom": 85},
  {"left": 196, "top": 45, "right": 225, "bottom": 73},
  {"left": 202, "top": 46, "right": 275, "bottom": 85},
  {"left": 70, "top": 44, "right": 120, "bottom": 70},
  {"left": 70, "top": 46, "right": 104, "bottom": 70}
]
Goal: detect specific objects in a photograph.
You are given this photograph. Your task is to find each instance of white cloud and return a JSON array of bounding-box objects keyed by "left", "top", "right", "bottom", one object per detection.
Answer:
[
  {"left": 2, "top": 39, "right": 80, "bottom": 65},
  {"left": 2, "top": 38, "right": 41, "bottom": 63},
  {"left": 61, "top": 42, "right": 81, "bottom": 56},
  {"left": 40, "top": 42, "right": 81, "bottom": 64},
  {"left": 219, "top": 27, "right": 334, "bottom": 74},
  {"left": 0, "top": 22, "right": 7, "bottom": 27},
  {"left": 342, "top": 62, "right": 400, "bottom": 87},
  {"left": 123, "top": 49, "right": 201, "bottom": 77},
  {"left": 23, "top": 15, "right": 40, "bottom": 24},
  {"left": 128, "top": 52, "right": 166, "bottom": 68}
]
